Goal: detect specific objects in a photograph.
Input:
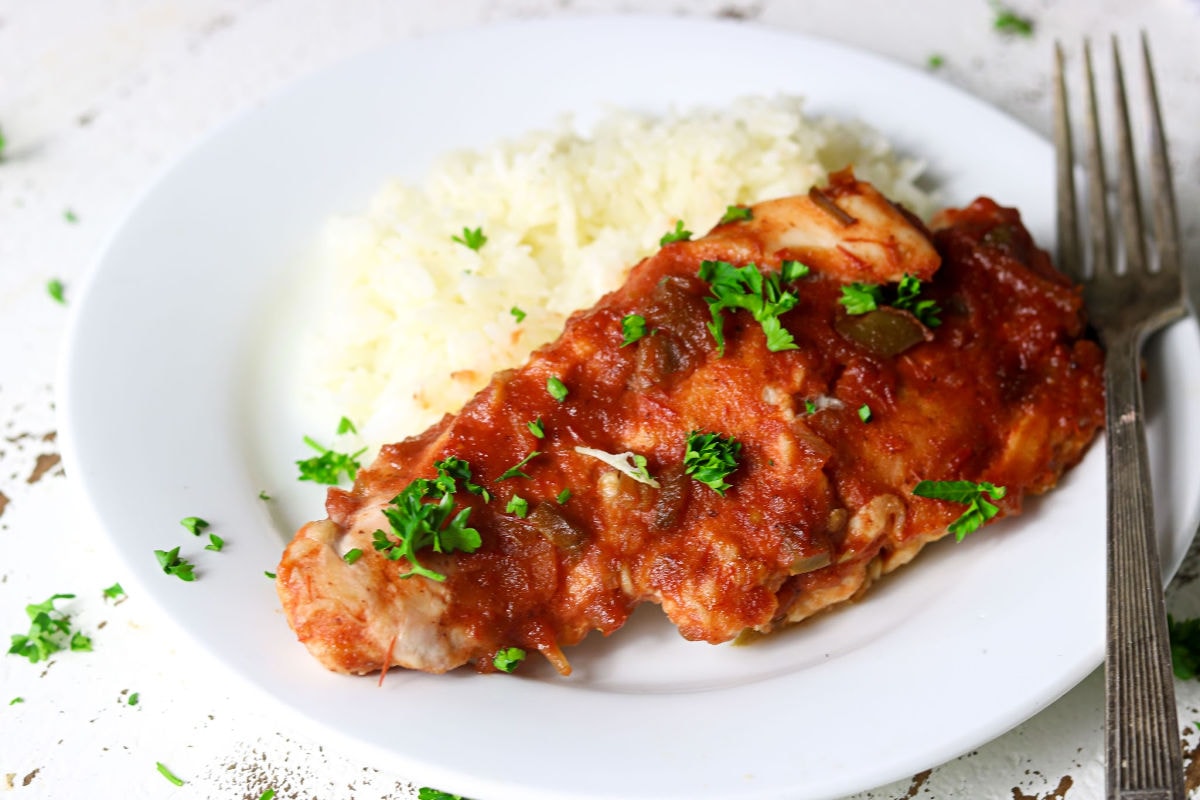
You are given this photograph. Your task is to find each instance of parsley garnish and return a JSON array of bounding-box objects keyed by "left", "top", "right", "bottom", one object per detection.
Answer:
[
  {"left": 804, "top": 399, "right": 817, "bottom": 415},
  {"left": 683, "top": 431, "right": 742, "bottom": 495},
  {"left": 64, "top": 209, "right": 78, "bottom": 223},
  {"left": 527, "top": 418, "right": 545, "bottom": 439},
  {"left": 336, "top": 416, "right": 357, "bottom": 435},
  {"left": 511, "top": 306, "right": 527, "bottom": 323},
  {"left": 47, "top": 279, "right": 66, "bottom": 305},
  {"left": 493, "top": 646, "right": 526, "bottom": 673},
  {"left": 418, "top": 789, "right": 467, "bottom": 800},
  {"left": 556, "top": 487, "right": 572, "bottom": 504},
  {"left": 620, "top": 314, "right": 647, "bottom": 347},
  {"left": 912, "top": 480, "right": 1007, "bottom": 541},
  {"left": 697, "top": 260, "right": 799, "bottom": 355},
  {"left": 259, "top": 791, "right": 277, "bottom": 800},
  {"left": 1169, "top": 615, "right": 1200, "bottom": 680},
  {"left": 156, "top": 762, "right": 184, "bottom": 787},
  {"left": 433, "top": 457, "right": 491, "bottom": 502},
  {"left": 0, "top": 127, "right": 6, "bottom": 159},
  {"left": 9, "top": 697, "right": 23, "bottom": 705},
  {"left": 839, "top": 283, "right": 884, "bottom": 315},
  {"left": 179, "top": 516, "right": 209, "bottom": 536},
  {"left": 547, "top": 375, "right": 569, "bottom": 402},
  {"left": 991, "top": 2, "right": 1034, "bottom": 36},
  {"left": 840, "top": 275, "right": 941, "bottom": 327},
  {"left": 927, "top": 53, "right": 945, "bottom": 69},
  {"left": 343, "top": 548, "right": 363, "bottom": 565},
  {"left": 258, "top": 490, "right": 271, "bottom": 501},
  {"left": 659, "top": 220, "right": 693, "bottom": 246},
  {"left": 296, "top": 436, "right": 366, "bottom": 485},
  {"left": 154, "top": 547, "right": 196, "bottom": 582},
  {"left": 505, "top": 495, "right": 529, "bottom": 518},
  {"left": 102, "top": 583, "right": 125, "bottom": 601},
  {"left": 204, "top": 533, "right": 224, "bottom": 552},
  {"left": 858, "top": 404, "right": 872, "bottom": 423},
  {"left": 719, "top": 205, "right": 752, "bottom": 225},
  {"left": 452, "top": 226, "right": 487, "bottom": 251},
  {"left": 499, "top": 451, "right": 541, "bottom": 481},
  {"left": 780, "top": 260, "right": 810, "bottom": 282},
  {"left": 7, "top": 594, "right": 91, "bottom": 664},
  {"left": 264, "top": 571, "right": 276, "bottom": 579},
  {"left": 128, "top": 692, "right": 140, "bottom": 706},
  {"left": 371, "top": 467, "right": 483, "bottom": 582}
]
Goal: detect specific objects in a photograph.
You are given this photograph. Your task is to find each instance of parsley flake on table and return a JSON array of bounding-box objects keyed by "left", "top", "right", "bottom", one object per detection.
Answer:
[
  {"left": 505, "top": 495, "right": 529, "bottom": 519},
  {"left": 718, "top": 205, "right": 752, "bottom": 225},
  {"left": 556, "top": 487, "right": 572, "bottom": 505},
  {"left": 371, "top": 465, "right": 483, "bottom": 582},
  {"left": 991, "top": 2, "right": 1034, "bottom": 36},
  {"left": 498, "top": 451, "right": 541, "bottom": 481},
  {"left": 343, "top": 548, "right": 363, "bottom": 565},
  {"left": 258, "top": 790, "right": 277, "bottom": 800},
  {"left": 7, "top": 593, "right": 91, "bottom": 664},
  {"left": 510, "top": 306, "right": 527, "bottom": 323},
  {"left": 1168, "top": 615, "right": 1200, "bottom": 680},
  {"left": 698, "top": 260, "right": 800, "bottom": 355},
  {"left": 418, "top": 788, "right": 468, "bottom": 800},
  {"left": 264, "top": 571, "right": 276, "bottom": 579},
  {"left": 102, "top": 583, "right": 125, "bottom": 601},
  {"left": 204, "top": 533, "right": 224, "bottom": 552},
  {"left": 156, "top": 761, "right": 184, "bottom": 787},
  {"left": 179, "top": 516, "right": 209, "bottom": 536},
  {"left": 258, "top": 490, "right": 271, "bottom": 501},
  {"left": 620, "top": 314, "right": 647, "bottom": 347},
  {"left": 46, "top": 278, "right": 66, "bottom": 305},
  {"left": 546, "top": 375, "right": 569, "bottom": 402},
  {"left": 526, "top": 417, "right": 545, "bottom": 439},
  {"left": 63, "top": 208, "right": 78, "bottom": 223},
  {"left": 296, "top": 435, "right": 366, "bottom": 485},
  {"left": 452, "top": 226, "right": 487, "bottom": 251},
  {"left": 154, "top": 547, "right": 196, "bottom": 582},
  {"left": 9, "top": 697, "right": 23, "bottom": 705},
  {"left": 912, "top": 479, "right": 1007, "bottom": 541},
  {"left": 683, "top": 431, "right": 742, "bottom": 495},
  {"left": 927, "top": 53, "right": 946, "bottom": 69},
  {"left": 493, "top": 646, "right": 526, "bottom": 673},
  {"left": 858, "top": 404, "right": 872, "bottom": 423},
  {"left": 128, "top": 692, "right": 140, "bottom": 706},
  {"left": 659, "top": 219, "right": 693, "bottom": 246}
]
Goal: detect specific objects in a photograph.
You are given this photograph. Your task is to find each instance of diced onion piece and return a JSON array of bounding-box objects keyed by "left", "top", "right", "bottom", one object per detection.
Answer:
[{"left": 574, "top": 446, "right": 661, "bottom": 488}]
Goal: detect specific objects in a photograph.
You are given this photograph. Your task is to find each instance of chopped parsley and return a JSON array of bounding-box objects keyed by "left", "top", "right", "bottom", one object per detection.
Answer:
[
  {"left": 498, "top": 451, "right": 541, "bottom": 481},
  {"left": 527, "top": 418, "right": 545, "bottom": 439},
  {"left": 7, "top": 594, "right": 91, "bottom": 664},
  {"left": 1170, "top": 615, "right": 1200, "bottom": 680},
  {"left": 719, "top": 205, "right": 752, "bottom": 225},
  {"left": 912, "top": 479, "right": 1007, "bottom": 541},
  {"left": 804, "top": 399, "right": 817, "bottom": 415},
  {"left": 9, "top": 697, "right": 23, "bottom": 705},
  {"left": 493, "top": 646, "right": 526, "bottom": 673},
  {"left": 204, "top": 533, "right": 224, "bottom": 552},
  {"left": 433, "top": 457, "right": 491, "bottom": 502},
  {"left": 659, "top": 220, "right": 693, "bottom": 246},
  {"left": 574, "top": 446, "right": 659, "bottom": 488},
  {"left": 343, "top": 548, "right": 363, "bottom": 565},
  {"left": 128, "top": 692, "right": 140, "bottom": 706},
  {"left": 505, "top": 495, "right": 529, "bottom": 518},
  {"left": 264, "top": 571, "right": 276, "bottom": 579},
  {"left": 510, "top": 306, "right": 527, "bottom": 323},
  {"left": 927, "top": 53, "right": 945, "bottom": 69},
  {"left": 47, "top": 279, "right": 66, "bottom": 305},
  {"left": 683, "top": 431, "right": 742, "bottom": 495},
  {"left": 154, "top": 547, "right": 196, "bottom": 582},
  {"left": 296, "top": 435, "right": 366, "bottom": 485},
  {"left": 547, "top": 375, "right": 569, "bottom": 402},
  {"left": 418, "top": 789, "right": 467, "bottom": 800},
  {"left": 336, "top": 416, "right": 357, "bottom": 435},
  {"left": 259, "top": 791, "right": 277, "bottom": 800},
  {"left": 102, "top": 583, "right": 126, "bottom": 601},
  {"left": 620, "top": 314, "right": 647, "bottom": 347},
  {"left": 452, "top": 226, "right": 487, "bottom": 251},
  {"left": 839, "top": 275, "right": 941, "bottom": 327},
  {"left": 371, "top": 464, "right": 483, "bottom": 582},
  {"left": 0, "top": 127, "right": 6, "bottom": 159},
  {"left": 64, "top": 208, "right": 78, "bottom": 223},
  {"left": 258, "top": 490, "right": 271, "bottom": 501},
  {"left": 156, "top": 762, "right": 184, "bottom": 787},
  {"left": 179, "top": 516, "right": 209, "bottom": 536},
  {"left": 991, "top": 2, "right": 1034, "bottom": 36},
  {"left": 780, "top": 260, "right": 810, "bottom": 282},
  {"left": 858, "top": 404, "right": 872, "bottom": 423},
  {"left": 556, "top": 487, "right": 572, "bottom": 505},
  {"left": 698, "top": 260, "right": 800, "bottom": 355}
]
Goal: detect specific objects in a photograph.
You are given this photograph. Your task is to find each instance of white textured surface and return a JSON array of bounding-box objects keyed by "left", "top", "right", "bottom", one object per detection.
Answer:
[{"left": 2, "top": 1, "right": 1200, "bottom": 799}]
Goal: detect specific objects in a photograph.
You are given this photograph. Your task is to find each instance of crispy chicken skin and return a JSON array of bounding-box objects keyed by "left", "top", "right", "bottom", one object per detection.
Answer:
[{"left": 277, "top": 170, "right": 1104, "bottom": 676}]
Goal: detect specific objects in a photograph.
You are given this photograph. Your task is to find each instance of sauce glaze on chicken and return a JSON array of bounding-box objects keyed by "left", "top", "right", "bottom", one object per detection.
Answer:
[{"left": 276, "top": 171, "right": 1104, "bottom": 676}]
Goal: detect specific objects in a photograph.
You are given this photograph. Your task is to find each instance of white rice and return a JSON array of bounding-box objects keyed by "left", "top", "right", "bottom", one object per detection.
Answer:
[{"left": 306, "top": 95, "right": 933, "bottom": 448}]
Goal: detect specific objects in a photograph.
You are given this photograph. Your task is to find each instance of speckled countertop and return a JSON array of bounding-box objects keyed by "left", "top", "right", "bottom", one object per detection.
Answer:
[{"left": 3, "top": 1, "right": 1200, "bottom": 798}]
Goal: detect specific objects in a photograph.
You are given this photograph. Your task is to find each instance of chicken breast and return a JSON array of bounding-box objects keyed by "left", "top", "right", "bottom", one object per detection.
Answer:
[{"left": 276, "top": 170, "right": 1104, "bottom": 676}]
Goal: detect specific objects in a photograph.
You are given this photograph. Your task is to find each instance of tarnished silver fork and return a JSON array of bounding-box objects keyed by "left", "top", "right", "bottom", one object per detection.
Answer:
[{"left": 1054, "top": 35, "right": 1186, "bottom": 800}]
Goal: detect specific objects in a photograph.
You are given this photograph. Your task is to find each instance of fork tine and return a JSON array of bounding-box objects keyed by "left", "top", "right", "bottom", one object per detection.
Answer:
[
  {"left": 1141, "top": 32, "right": 1181, "bottom": 279},
  {"left": 1083, "top": 40, "right": 1114, "bottom": 276},
  {"left": 1054, "top": 42, "right": 1082, "bottom": 281},
  {"left": 1113, "top": 36, "right": 1149, "bottom": 275}
]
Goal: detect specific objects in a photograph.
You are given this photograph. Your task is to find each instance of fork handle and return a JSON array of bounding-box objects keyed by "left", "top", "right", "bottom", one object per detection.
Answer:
[{"left": 1104, "top": 330, "right": 1184, "bottom": 800}]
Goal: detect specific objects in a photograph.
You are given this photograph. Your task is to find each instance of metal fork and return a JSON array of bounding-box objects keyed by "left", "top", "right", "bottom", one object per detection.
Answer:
[{"left": 1054, "top": 35, "right": 1187, "bottom": 800}]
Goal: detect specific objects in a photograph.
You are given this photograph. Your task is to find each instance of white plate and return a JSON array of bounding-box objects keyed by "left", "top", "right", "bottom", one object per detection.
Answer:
[{"left": 59, "top": 16, "right": 1200, "bottom": 800}]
